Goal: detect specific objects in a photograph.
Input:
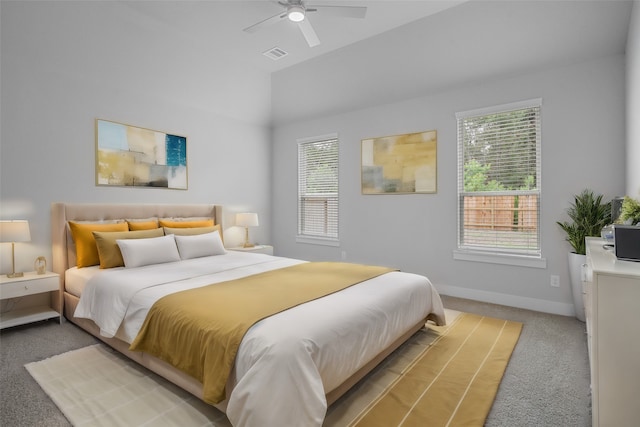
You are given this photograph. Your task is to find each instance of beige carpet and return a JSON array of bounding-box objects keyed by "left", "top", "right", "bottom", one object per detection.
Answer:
[{"left": 25, "top": 310, "right": 522, "bottom": 427}]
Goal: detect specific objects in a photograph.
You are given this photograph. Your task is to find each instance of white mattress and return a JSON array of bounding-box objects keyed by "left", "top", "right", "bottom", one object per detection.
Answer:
[
  {"left": 65, "top": 265, "right": 102, "bottom": 297},
  {"left": 70, "top": 251, "right": 445, "bottom": 427}
]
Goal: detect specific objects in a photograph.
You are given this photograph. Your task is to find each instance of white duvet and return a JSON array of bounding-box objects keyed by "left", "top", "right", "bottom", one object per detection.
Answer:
[{"left": 73, "top": 251, "right": 445, "bottom": 427}]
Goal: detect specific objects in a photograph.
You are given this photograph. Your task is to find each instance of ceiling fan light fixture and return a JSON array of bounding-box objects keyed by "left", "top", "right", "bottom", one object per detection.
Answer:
[{"left": 287, "top": 5, "right": 305, "bottom": 22}]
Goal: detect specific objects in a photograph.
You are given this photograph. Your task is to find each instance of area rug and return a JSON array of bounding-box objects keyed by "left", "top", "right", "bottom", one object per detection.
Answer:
[{"left": 25, "top": 310, "right": 522, "bottom": 427}]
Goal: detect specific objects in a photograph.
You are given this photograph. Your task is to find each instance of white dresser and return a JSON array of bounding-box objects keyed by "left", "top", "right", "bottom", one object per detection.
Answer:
[{"left": 584, "top": 237, "right": 640, "bottom": 427}]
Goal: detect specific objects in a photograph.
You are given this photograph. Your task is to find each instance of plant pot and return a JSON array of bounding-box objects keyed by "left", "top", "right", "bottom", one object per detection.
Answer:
[{"left": 568, "top": 252, "right": 586, "bottom": 322}]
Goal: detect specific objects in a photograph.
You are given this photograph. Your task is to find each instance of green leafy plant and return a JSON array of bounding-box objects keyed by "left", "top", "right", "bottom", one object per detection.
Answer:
[
  {"left": 616, "top": 196, "right": 640, "bottom": 225},
  {"left": 557, "top": 189, "right": 611, "bottom": 255}
]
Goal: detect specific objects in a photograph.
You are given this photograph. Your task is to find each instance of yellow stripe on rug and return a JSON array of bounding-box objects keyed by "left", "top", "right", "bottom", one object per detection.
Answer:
[{"left": 347, "top": 312, "right": 522, "bottom": 427}]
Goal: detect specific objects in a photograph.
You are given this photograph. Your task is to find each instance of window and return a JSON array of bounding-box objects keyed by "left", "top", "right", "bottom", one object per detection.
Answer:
[
  {"left": 456, "top": 99, "right": 542, "bottom": 258},
  {"left": 297, "top": 134, "right": 339, "bottom": 245}
]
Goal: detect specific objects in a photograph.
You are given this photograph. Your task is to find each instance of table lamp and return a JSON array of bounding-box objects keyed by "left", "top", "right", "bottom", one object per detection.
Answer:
[
  {"left": 236, "top": 213, "right": 259, "bottom": 248},
  {"left": 0, "top": 220, "right": 31, "bottom": 278}
]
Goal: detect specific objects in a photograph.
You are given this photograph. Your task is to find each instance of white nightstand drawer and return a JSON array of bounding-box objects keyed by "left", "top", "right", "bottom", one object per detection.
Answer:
[
  {"left": 0, "top": 271, "right": 61, "bottom": 329},
  {"left": 0, "top": 273, "right": 59, "bottom": 299}
]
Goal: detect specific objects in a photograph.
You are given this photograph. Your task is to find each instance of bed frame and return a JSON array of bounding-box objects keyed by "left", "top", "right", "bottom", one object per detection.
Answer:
[{"left": 50, "top": 202, "right": 426, "bottom": 414}]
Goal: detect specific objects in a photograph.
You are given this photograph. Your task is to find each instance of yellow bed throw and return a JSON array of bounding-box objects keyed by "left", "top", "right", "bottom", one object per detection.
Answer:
[{"left": 129, "top": 261, "right": 395, "bottom": 404}]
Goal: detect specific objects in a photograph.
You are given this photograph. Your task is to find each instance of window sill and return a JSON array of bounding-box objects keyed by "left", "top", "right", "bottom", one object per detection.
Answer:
[
  {"left": 453, "top": 249, "right": 547, "bottom": 269},
  {"left": 296, "top": 236, "right": 340, "bottom": 247}
]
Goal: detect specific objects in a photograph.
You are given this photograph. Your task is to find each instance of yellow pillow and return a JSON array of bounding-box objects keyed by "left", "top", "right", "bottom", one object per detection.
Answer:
[
  {"left": 93, "top": 228, "right": 164, "bottom": 269},
  {"left": 127, "top": 220, "right": 159, "bottom": 231},
  {"left": 163, "top": 224, "right": 223, "bottom": 241},
  {"left": 68, "top": 221, "right": 128, "bottom": 268},
  {"left": 158, "top": 218, "right": 214, "bottom": 228}
]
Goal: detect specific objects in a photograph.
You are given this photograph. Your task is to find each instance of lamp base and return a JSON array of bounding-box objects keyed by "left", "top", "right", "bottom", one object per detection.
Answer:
[
  {"left": 8, "top": 243, "right": 25, "bottom": 278},
  {"left": 243, "top": 226, "right": 254, "bottom": 248}
]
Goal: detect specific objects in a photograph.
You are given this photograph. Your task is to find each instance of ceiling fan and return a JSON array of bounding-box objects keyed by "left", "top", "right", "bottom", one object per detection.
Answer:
[{"left": 243, "top": 0, "right": 367, "bottom": 48}]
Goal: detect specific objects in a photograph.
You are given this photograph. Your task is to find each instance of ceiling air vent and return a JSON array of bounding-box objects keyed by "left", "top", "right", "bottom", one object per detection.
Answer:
[{"left": 263, "top": 47, "right": 288, "bottom": 61}]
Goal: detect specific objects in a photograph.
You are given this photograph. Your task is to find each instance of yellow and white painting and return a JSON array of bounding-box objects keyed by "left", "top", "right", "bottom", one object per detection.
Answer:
[
  {"left": 96, "top": 119, "right": 187, "bottom": 189},
  {"left": 361, "top": 130, "right": 437, "bottom": 194}
]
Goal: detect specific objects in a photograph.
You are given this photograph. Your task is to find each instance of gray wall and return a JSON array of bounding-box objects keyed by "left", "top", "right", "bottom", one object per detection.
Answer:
[
  {"left": 0, "top": 1, "right": 273, "bottom": 272},
  {"left": 0, "top": 1, "right": 634, "bottom": 317},
  {"left": 271, "top": 54, "right": 626, "bottom": 315},
  {"left": 628, "top": 1, "right": 640, "bottom": 197}
]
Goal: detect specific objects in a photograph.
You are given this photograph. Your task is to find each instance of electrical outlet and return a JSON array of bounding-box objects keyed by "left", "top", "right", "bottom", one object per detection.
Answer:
[
  {"left": 341, "top": 251, "right": 347, "bottom": 260},
  {"left": 550, "top": 275, "right": 560, "bottom": 288}
]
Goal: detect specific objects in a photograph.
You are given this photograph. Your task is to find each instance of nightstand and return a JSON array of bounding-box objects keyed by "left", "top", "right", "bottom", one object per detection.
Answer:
[
  {"left": 0, "top": 271, "right": 61, "bottom": 329},
  {"left": 228, "top": 245, "right": 274, "bottom": 255}
]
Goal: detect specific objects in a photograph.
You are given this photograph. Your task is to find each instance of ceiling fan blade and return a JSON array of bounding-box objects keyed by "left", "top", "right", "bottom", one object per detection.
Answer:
[
  {"left": 243, "top": 10, "right": 287, "bottom": 33},
  {"left": 297, "top": 19, "right": 320, "bottom": 47},
  {"left": 308, "top": 5, "right": 367, "bottom": 19}
]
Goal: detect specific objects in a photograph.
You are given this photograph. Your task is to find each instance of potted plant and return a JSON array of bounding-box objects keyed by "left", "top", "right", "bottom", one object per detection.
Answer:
[
  {"left": 557, "top": 189, "right": 611, "bottom": 321},
  {"left": 616, "top": 196, "right": 640, "bottom": 225}
]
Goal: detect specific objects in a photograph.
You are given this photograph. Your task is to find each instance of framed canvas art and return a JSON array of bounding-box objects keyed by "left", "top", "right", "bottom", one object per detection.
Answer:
[
  {"left": 96, "top": 119, "right": 187, "bottom": 190},
  {"left": 361, "top": 130, "right": 437, "bottom": 194}
]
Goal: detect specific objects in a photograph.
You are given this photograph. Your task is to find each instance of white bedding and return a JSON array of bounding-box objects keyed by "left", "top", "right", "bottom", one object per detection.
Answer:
[
  {"left": 65, "top": 265, "right": 100, "bottom": 297},
  {"left": 73, "top": 251, "right": 445, "bottom": 427}
]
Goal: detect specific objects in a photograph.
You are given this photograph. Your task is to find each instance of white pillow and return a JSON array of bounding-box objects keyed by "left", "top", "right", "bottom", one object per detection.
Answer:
[
  {"left": 116, "top": 234, "right": 180, "bottom": 268},
  {"left": 174, "top": 230, "right": 226, "bottom": 260}
]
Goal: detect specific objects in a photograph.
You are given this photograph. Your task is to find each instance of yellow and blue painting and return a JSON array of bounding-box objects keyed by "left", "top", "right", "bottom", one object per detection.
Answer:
[
  {"left": 96, "top": 119, "right": 187, "bottom": 189},
  {"left": 361, "top": 130, "right": 437, "bottom": 194}
]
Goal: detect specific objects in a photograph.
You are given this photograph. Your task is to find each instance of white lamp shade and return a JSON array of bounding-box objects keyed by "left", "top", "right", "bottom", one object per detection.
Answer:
[
  {"left": 0, "top": 220, "right": 31, "bottom": 243},
  {"left": 236, "top": 213, "right": 259, "bottom": 227}
]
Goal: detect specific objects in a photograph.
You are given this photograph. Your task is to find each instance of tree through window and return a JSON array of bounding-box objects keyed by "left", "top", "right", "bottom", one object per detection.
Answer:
[{"left": 456, "top": 99, "right": 542, "bottom": 256}]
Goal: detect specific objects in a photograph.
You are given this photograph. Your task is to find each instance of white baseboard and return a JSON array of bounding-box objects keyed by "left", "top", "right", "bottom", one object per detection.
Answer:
[{"left": 435, "top": 283, "right": 576, "bottom": 318}]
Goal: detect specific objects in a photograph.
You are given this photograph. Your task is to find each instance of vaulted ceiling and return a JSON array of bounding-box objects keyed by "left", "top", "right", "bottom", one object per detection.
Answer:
[
  {"left": 102, "top": 1, "right": 635, "bottom": 125},
  {"left": 270, "top": 0, "right": 633, "bottom": 125},
  {"left": 121, "top": 0, "right": 471, "bottom": 73}
]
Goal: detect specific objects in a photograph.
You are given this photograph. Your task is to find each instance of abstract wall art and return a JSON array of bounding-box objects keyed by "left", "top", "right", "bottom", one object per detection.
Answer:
[
  {"left": 361, "top": 130, "right": 437, "bottom": 194},
  {"left": 96, "top": 119, "right": 187, "bottom": 189}
]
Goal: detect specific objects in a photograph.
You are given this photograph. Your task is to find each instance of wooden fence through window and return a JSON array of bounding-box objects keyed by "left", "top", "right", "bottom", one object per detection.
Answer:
[{"left": 464, "top": 195, "right": 537, "bottom": 231}]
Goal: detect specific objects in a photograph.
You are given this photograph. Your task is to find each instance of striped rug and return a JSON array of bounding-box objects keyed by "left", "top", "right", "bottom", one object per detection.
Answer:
[
  {"left": 325, "top": 311, "right": 522, "bottom": 427},
  {"left": 25, "top": 311, "right": 521, "bottom": 427}
]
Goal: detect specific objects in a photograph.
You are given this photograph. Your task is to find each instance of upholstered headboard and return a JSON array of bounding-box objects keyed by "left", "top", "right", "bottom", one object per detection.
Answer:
[{"left": 51, "top": 203, "right": 223, "bottom": 303}]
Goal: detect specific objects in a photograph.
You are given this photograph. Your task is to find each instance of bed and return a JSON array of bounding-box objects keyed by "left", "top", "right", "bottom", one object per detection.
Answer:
[{"left": 51, "top": 202, "right": 445, "bottom": 427}]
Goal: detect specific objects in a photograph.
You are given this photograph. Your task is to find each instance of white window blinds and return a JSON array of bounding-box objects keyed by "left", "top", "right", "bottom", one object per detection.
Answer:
[
  {"left": 298, "top": 135, "right": 339, "bottom": 241},
  {"left": 456, "top": 99, "right": 542, "bottom": 256}
]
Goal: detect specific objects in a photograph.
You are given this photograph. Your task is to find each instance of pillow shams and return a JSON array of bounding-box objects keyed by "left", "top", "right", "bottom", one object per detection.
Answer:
[
  {"left": 127, "top": 218, "right": 159, "bottom": 231},
  {"left": 174, "top": 231, "right": 226, "bottom": 259},
  {"left": 158, "top": 218, "right": 214, "bottom": 228},
  {"left": 117, "top": 234, "right": 181, "bottom": 268},
  {"left": 163, "top": 224, "right": 221, "bottom": 238},
  {"left": 69, "top": 221, "right": 129, "bottom": 268},
  {"left": 93, "top": 228, "right": 164, "bottom": 269}
]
